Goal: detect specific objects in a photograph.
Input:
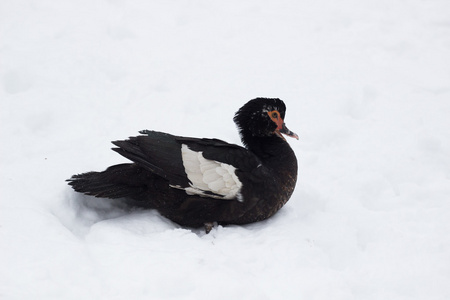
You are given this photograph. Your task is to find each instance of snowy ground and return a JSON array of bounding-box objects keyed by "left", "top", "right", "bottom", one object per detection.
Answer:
[{"left": 1, "top": 0, "right": 450, "bottom": 299}]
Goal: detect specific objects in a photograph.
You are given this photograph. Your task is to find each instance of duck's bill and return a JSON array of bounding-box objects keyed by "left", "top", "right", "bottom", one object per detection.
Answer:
[{"left": 276, "top": 123, "right": 299, "bottom": 140}]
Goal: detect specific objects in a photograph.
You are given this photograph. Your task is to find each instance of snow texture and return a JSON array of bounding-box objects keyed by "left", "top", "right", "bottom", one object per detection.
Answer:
[{"left": 1, "top": 0, "right": 450, "bottom": 299}]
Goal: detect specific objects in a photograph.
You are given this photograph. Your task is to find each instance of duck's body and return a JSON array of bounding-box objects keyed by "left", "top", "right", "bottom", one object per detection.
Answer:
[{"left": 68, "top": 98, "right": 298, "bottom": 232}]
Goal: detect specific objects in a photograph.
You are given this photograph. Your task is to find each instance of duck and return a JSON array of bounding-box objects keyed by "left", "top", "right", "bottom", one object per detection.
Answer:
[{"left": 67, "top": 97, "right": 298, "bottom": 233}]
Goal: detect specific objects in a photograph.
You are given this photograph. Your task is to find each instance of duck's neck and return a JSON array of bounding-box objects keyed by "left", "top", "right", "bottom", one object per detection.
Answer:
[
  {"left": 243, "top": 134, "right": 298, "bottom": 202},
  {"left": 242, "top": 134, "right": 297, "bottom": 168}
]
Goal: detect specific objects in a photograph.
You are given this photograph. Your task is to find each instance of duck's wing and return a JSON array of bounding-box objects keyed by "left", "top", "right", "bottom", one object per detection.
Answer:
[
  {"left": 112, "top": 130, "right": 263, "bottom": 202},
  {"left": 112, "top": 130, "right": 190, "bottom": 187}
]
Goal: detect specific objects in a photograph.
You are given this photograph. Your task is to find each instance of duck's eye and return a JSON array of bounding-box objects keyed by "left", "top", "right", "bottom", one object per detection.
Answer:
[{"left": 267, "top": 110, "right": 281, "bottom": 121}]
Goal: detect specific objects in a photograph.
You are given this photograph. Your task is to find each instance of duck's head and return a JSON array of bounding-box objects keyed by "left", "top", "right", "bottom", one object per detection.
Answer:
[{"left": 234, "top": 98, "right": 298, "bottom": 146}]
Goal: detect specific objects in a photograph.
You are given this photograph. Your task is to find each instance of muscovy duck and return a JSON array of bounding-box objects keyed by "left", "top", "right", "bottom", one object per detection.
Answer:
[{"left": 67, "top": 98, "right": 298, "bottom": 233}]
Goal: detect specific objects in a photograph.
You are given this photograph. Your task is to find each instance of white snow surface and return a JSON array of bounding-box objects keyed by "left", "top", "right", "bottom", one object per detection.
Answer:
[{"left": 1, "top": 0, "right": 450, "bottom": 299}]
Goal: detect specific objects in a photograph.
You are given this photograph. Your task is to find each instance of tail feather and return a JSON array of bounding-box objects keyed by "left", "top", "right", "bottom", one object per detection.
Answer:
[{"left": 67, "top": 164, "right": 147, "bottom": 199}]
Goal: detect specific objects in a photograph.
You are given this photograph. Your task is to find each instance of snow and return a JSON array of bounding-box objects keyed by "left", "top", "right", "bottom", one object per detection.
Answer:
[{"left": 1, "top": 0, "right": 450, "bottom": 299}]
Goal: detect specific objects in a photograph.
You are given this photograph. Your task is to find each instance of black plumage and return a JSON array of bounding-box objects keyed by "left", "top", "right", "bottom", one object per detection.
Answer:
[{"left": 67, "top": 98, "right": 298, "bottom": 232}]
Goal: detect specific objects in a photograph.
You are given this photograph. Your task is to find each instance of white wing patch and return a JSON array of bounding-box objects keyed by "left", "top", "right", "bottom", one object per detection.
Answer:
[{"left": 172, "top": 144, "right": 243, "bottom": 201}]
